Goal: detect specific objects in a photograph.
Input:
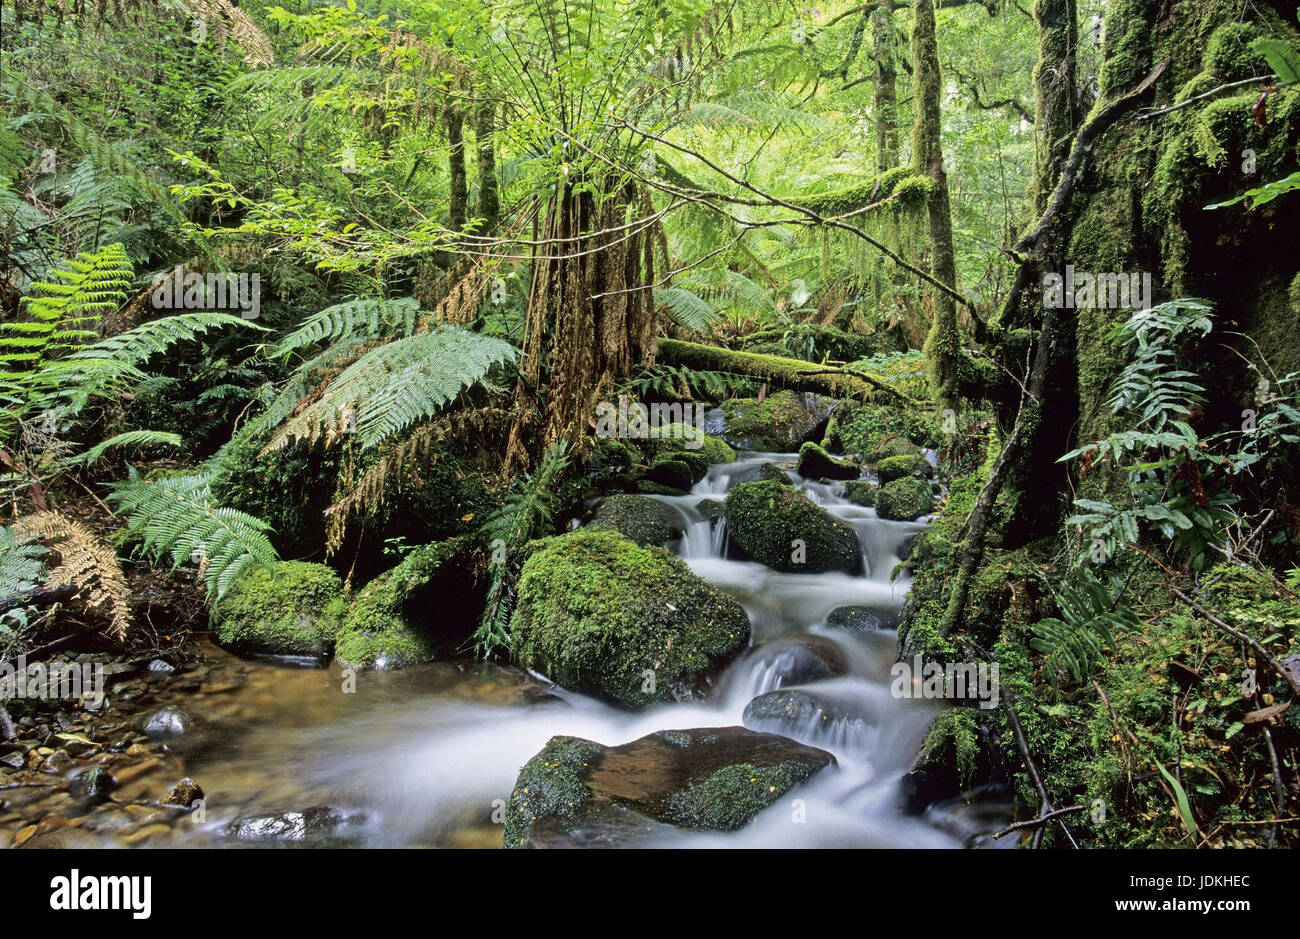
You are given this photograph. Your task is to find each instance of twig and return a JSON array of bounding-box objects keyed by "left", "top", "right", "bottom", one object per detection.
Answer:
[
  {"left": 993, "top": 805, "right": 1085, "bottom": 839},
  {"left": 1135, "top": 74, "right": 1277, "bottom": 121}
]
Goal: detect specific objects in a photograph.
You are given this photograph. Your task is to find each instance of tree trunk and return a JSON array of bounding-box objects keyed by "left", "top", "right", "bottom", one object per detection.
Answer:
[
  {"left": 911, "top": 0, "right": 961, "bottom": 408},
  {"left": 874, "top": 0, "right": 898, "bottom": 171},
  {"left": 446, "top": 106, "right": 467, "bottom": 233},
  {"left": 474, "top": 101, "right": 499, "bottom": 228},
  {"left": 1031, "top": 0, "right": 1079, "bottom": 214}
]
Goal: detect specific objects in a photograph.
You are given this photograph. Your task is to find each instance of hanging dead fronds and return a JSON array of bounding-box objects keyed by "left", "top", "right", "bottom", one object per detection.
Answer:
[
  {"left": 12, "top": 511, "right": 131, "bottom": 640},
  {"left": 189, "top": 0, "right": 274, "bottom": 67}
]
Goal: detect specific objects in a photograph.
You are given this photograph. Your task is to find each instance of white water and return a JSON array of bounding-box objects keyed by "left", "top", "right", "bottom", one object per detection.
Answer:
[{"left": 174, "top": 452, "right": 1004, "bottom": 848}]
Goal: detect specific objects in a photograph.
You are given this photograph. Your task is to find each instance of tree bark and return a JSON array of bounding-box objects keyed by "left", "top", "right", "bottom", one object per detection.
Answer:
[
  {"left": 874, "top": 0, "right": 898, "bottom": 170},
  {"left": 474, "top": 101, "right": 499, "bottom": 228}
]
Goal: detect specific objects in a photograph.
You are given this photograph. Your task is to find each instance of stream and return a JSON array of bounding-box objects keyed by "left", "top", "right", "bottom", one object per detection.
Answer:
[{"left": 2, "top": 452, "right": 1016, "bottom": 848}]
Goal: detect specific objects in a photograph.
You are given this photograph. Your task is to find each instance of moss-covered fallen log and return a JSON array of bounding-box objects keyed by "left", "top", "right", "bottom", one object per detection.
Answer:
[{"left": 656, "top": 338, "right": 917, "bottom": 403}]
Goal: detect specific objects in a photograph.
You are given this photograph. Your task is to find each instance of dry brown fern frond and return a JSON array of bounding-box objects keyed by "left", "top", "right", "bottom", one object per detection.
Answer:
[
  {"left": 189, "top": 0, "right": 274, "bottom": 67},
  {"left": 12, "top": 511, "right": 131, "bottom": 640},
  {"left": 322, "top": 407, "right": 509, "bottom": 555}
]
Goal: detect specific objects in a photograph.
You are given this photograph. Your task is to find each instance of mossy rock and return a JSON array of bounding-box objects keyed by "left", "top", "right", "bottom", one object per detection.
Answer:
[
  {"left": 795, "top": 441, "right": 860, "bottom": 481},
  {"left": 504, "top": 727, "right": 835, "bottom": 847},
  {"left": 876, "top": 477, "right": 934, "bottom": 521},
  {"left": 334, "top": 537, "right": 482, "bottom": 670},
  {"left": 633, "top": 479, "right": 690, "bottom": 497},
  {"left": 644, "top": 423, "right": 736, "bottom": 465},
  {"left": 757, "top": 461, "right": 793, "bottom": 484},
  {"left": 590, "top": 494, "right": 685, "bottom": 548},
  {"left": 717, "top": 390, "right": 837, "bottom": 451},
  {"left": 863, "top": 434, "right": 924, "bottom": 460},
  {"left": 646, "top": 456, "right": 693, "bottom": 491},
  {"left": 589, "top": 437, "right": 643, "bottom": 470},
  {"left": 211, "top": 561, "right": 347, "bottom": 656},
  {"left": 508, "top": 530, "right": 750, "bottom": 707},
  {"left": 843, "top": 480, "right": 877, "bottom": 507},
  {"left": 1203, "top": 21, "right": 1269, "bottom": 83},
  {"left": 723, "top": 480, "right": 860, "bottom": 574},
  {"left": 696, "top": 498, "right": 723, "bottom": 526},
  {"left": 876, "top": 453, "right": 931, "bottom": 483}
]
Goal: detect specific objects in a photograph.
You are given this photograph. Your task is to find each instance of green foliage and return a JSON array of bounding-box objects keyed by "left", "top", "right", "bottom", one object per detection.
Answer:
[
  {"left": 0, "top": 526, "right": 50, "bottom": 651},
  {"left": 107, "top": 466, "right": 279, "bottom": 601},
  {"left": 1030, "top": 568, "right": 1140, "bottom": 685}
]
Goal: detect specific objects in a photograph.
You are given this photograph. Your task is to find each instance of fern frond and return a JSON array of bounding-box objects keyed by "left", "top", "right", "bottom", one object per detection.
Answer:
[
  {"left": 654, "top": 286, "right": 718, "bottom": 333},
  {"left": 274, "top": 297, "right": 421, "bottom": 359},
  {"left": 11, "top": 511, "right": 131, "bottom": 640},
  {"left": 266, "top": 326, "right": 517, "bottom": 452},
  {"left": 107, "top": 467, "right": 278, "bottom": 601},
  {"left": 74, "top": 431, "right": 183, "bottom": 466}
]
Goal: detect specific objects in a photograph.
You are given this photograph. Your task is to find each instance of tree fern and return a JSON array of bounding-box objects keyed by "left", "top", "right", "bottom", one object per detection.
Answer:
[
  {"left": 653, "top": 286, "right": 719, "bottom": 333},
  {"left": 273, "top": 297, "right": 421, "bottom": 359},
  {"left": 0, "top": 525, "right": 50, "bottom": 641},
  {"left": 107, "top": 467, "right": 278, "bottom": 601},
  {"left": 73, "top": 431, "right": 183, "bottom": 466},
  {"left": 266, "top": 326, "right": 517, "bottom": 452}
]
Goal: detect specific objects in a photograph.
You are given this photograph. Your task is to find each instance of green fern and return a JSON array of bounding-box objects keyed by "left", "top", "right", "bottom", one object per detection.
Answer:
[
  {"left": 107, "top": 467, "right": 279, "bottom": 601},
  {"left": 73, "top": 431, "right": 184, "bottom": 466},
  {"left": 266, "top": 326, "right": 518, "bottom": 452},
  {"left": 1030, "top": 568, "right": 1139, "bottom": 685},
  {"left": 0, "top": 526, "right": 50, "bottom": 642},
  {"left": 273, "top": 297, "right": 421, "bottom": 358},
  {"left": 470, "top": 439, "right": 571, "bottom": 659},
  {"left": 653, "top": 286, "right": 719, "bottom": 333}
]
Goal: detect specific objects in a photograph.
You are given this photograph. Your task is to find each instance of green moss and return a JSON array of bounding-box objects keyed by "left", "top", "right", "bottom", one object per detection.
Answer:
[
  {"left": 633, "top": 479, "right": 689, "bottom": 496},
  {"left": 211, "top": 561, "right": 346, "bottom": 656},
  {"left": 875, "top": 453, "right": 930, "bottom": 482},
  {"left": 719, "top": 389, "right": 834, "bottom": 452},
  {"left": 843, "top": 479, "right": 877, "bottom": 507},
  {"left": 661, "top": 761, "right": 821, "bottom": 831},
  {"left": 647, "top": 457, "right": 693, "bottom": 491},
  {"left": 794, "top": 441, "right": 860, "bottom": 480},
  {"left": 723, "top": 479, "right": 860, "bottom": 573},
  {"left": 875, "top": 477, "right": 934, "bottom": 521},
  {"left": 757, "top": 461, "right": 793, "bottom": 485},
  {"left": 643, "top": 422, "right": 736, "bottom": 466},
  {"left": 334, "top": 538, "right": 469, "bottom": 670},
  {"left": 793, "top": 166, "right": 934, "bottom": 217},
  {"left": 918, "top": 707, "right": 980, "bottom": 787},
  {"left": 590, "top": 494, "right": 684, "bottom": 548},
  {"left": 508, "top": 530, "right": 750, "bottom": 707},
  {"left": 1203, "top": 22, "right": 1268, "bottom": 82},
  {"left": 503, "top": 735, "right": 604, "bottom": 848}
]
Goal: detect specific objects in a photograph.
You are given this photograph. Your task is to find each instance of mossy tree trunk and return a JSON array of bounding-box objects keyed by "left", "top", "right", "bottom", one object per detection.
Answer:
[
  {"left": 1031, "top": 0, "right": 1079, "bottom": 215},
  {"left": 474, "top": 101, "right": 500, "bottom": 228},
  {"left": 446, "top": 105, "right": 467, "bottom": 233},
  {"left": 874, "top": 0, "right": 899, "bottom": 172},
  {"left": 912, "top": 0, "right": 961, "bottom": 409}
]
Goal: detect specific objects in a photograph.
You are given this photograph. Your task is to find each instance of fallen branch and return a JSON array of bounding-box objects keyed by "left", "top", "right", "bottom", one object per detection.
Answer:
[
  {"left": 656, "top": 338, "right": 876, "bottom": 399},
  {"left": 993, "top": 804, "right": 1085, "bottom": 839}
]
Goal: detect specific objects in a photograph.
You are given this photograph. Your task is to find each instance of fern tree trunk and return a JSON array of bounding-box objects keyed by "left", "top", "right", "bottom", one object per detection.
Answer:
[
  {"left": 912, "top": 0, "right": 961, "bottom": 409},
  {"left": 504, "top": 176, "right": 659, "bottom": 472},
  {"left": 446, "top": 106, "right": 468, "bottom": 233},
  {"left": 474, "top": 102, "right": 499, "bottom": 228}
]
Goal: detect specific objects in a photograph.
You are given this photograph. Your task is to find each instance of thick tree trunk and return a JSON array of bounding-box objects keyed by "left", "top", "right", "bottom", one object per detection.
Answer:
[
  {"left": 446, "top": 106, "right": 467, "bottom": 233},
  {"left": 1031, "top": 0, "right": 1079, "bottom": 214},
  {"left": 474, "top": 101, "right": 499, "bottom": 228}
]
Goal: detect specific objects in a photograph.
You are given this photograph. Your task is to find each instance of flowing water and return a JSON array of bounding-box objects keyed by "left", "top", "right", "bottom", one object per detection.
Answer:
[{"left": 8, "top": 453, "right": 1014, "bottom": 848}]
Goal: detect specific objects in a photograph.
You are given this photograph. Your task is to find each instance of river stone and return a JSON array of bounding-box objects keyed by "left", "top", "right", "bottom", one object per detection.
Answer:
[
  {"left": 743, "top": 687, "right": 885, "bottom": 753},
  {"left": 504, "top": 727, "right": 836, "bottom": 848},
  {"left": 723, "top": 479, "right": 860, "bottom": 574},
  {"left": 713, "top": 391, "right": 839, "bottom": 451},
  {"left": 875, "top": 453, "right": 931, "bottom": 482},
  {"left": 739, "top": 636, "right": 847, "bottom": 687},
  {"left": 509, "top": 530, "right": 750, "bottom": 708},
  {"left": 843, "top": 480, "right": 877, "bottom": 507},
  {"left": 161, "top": 777, "right": 204, "bottom": 808},
  {"left": 70, "top": 767, "right": 116, "bottom": 805},
  {"left": 825, "top": 605, "right": 900, "bottom": 632},
  {"left": 211, "top": 560, "right": 347, "bottom": 657},
  {"left": 756, "top": 461, "right": 793, "bottom": 484},
  {"left": 590, "top": 494, "right": 685, "bottom": 548},
  {"left": 875, "top": 477, "right": 934, "bottom": 521},
  {"left": 795, "top": 442, "right": 860, "bottom": 481},
  {"left": 140, "top": 705, "right": 202, "bottom": 740},
  {"left": 225, "top": 805, "right": 360, "bottom": 845}
]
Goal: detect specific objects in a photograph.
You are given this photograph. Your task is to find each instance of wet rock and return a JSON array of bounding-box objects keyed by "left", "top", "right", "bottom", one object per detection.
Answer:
[
  {"left": 509, "top": 530, "right": 749, "bottom": 707},
  {"left": 160, "top": 778, "right": 204, "bottom": 808},
  {"left": 696, "top": 498, "right": 723, "bottom": 526},
  {"left": 756, "top": 462, "right": 793, "bottom": 484},
  {"left": 505, "top": 727, "right": 836, "bottom": 848},
  {"left": 226, "top": 805, "right": 361, "bottom": 846},
  {"left": 712, "top": 391, "right": 838, "bottom": 451},
  {"left": 875, "top": 453, "right": 931, "bottom": 482},
  {"left": 0, "top": 751, "right": 24, "bottom": 772},
  {"left": 147, "top": 659, "right": 175, "bottom": 674},
  {"left": 211, "top": 561, "right": 347, "bottom": 657},
  {"left": 795, "top": 442, "right": 860, "bottom": 481},
  {"left": 140, "top": 706, "right": 203, "bottom": 741},
  {"left": 589, "top": 494, "right": 686, "bottom": 548},
  {"left": 875, "top": 477, "right": 934, "bottom": 521},
  {"left": 70, "top": 767, "right": 117, "bottom": 805},
  {"left": 646, "top": 457, "right": 694, "bottom": 492},
  {"left": 843, "top": 480, "right": 877, "bottom": 507},
  {"left": 724, "top": 480, "right": 860, "bottom": 574},
  {"left": 739, "top": 636, "right": 848, "bottom": 687},
  {"left": 825, "top": 605, "right": 900, "bottom": 633},
  {"left": 41, "top": 749, "right": 73, "bottom": 773}
]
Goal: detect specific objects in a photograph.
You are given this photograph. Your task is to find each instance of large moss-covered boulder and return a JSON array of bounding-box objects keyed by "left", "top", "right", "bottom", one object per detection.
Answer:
[
  {"left": 875, "top": 477, "right": 934, "bottom": 521},
  {"left": 590, "top": 494, "right": 685, "bottom": 548},
  {"left": 875, "top": 453, "right": 931, "bottom": 482},
  {"left": 211, "top": 561, "right": 346, "bottom": 656},
  {"left": 713, "top": 390, "right": 837, "bottom": 451},
  {"left": 335, "top": 537, "right": 483, "bottom": 670},
  {"left": 644, "top": 423, "right": 736, "bottom": 466},
  {"left": 504, "top": 727, "right": 836, "bottom": 847},
  {"left": 723, "top": 480, "right": 860, "bottom": 574},
  {"left": 646, "top": 456, "right": 694, "bottom": 491},
  {"left": 843, "top": 480, "right": 877, "bottom": 507},
  {"left": 795, "top": 441, "right": 860, "bottom": 481},
  {"left": 508, "top": 530, "right": 750, "bottom": 707}
]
